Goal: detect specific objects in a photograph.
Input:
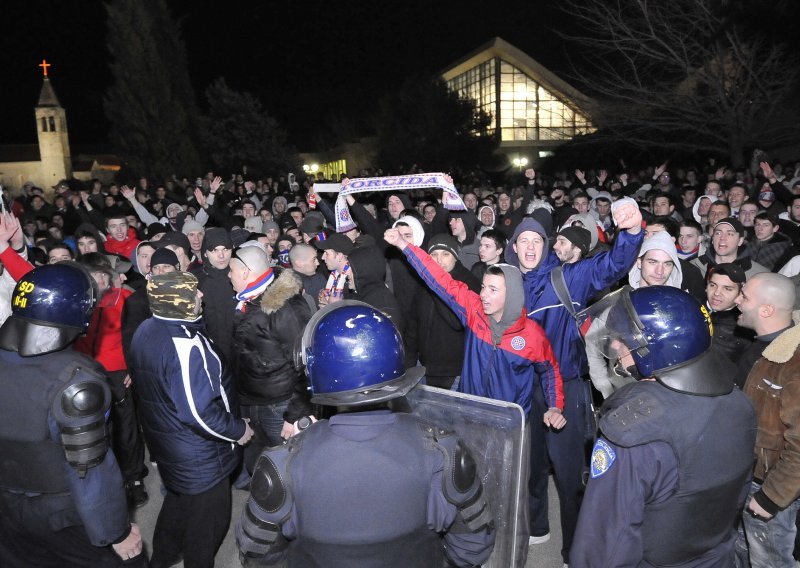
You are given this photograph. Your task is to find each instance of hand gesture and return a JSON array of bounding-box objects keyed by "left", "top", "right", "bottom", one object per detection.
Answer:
[
  {"left": 244, "top": 180, "right": 255, "bottom": 193},
  {"left": 120, "top": 185, "right": 136, "bottom": 201},
  {"left": 654, "top": 162, "right": 668, "bottom": 178},
  {"left": 543, "top": 408, "right": 566, "bottom": 430},
  {"left": 612, "top": 198, "right": 643, "bottom": 233},
  {"left": 715, "top": 166, "right": 725, "bottom": 180},
  {"left": 209, "top": 176, "right": 223, "bottom": 194},
  {"left": 574, "top": 169, "right": 586, "bottom": 183},
  {"left": 112, "top": 523, "right": 143, "bottom": 561},
  {"left": 194, "top": 187, "right": 207, "bottom": 208},
  {"left": 237, "top": 419, "right": 254, "bottom": 445},
  {"left": 0, "top": 212, "right": 21, "bottom": 248},
  {"left": 619, "top": 173, "right": 629, "bottom": 185},
  {"left": 759, "top": 161, "right": 776, "bottom": 182},
  {"left": 80, "top": 190, "right": 90, "bottom": 203},
  {"left": 524, "top": 168, "right": 536, "bottom": 180},
  {"left": 384, "top": 228, "right": 409, "bottom": 249},
  {"left": 598, "top": 169, "right": 608, "bottom": 185}
]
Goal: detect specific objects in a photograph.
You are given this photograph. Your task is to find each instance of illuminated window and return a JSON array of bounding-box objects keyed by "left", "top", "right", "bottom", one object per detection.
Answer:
[
  {"left": 445, "top": 59, "right": 497, "bottom": 135},
  {"left": 446, "top": 57, "right": 594, "bottom": 143},
  {"left": 319, "top": 160, "right": 347, "bottom": 181}
]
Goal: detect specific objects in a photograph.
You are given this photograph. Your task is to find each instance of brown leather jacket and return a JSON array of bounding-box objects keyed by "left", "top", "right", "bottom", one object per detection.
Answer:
[{"left": 744, "top": 319, "right": 800, "bottom": 513}]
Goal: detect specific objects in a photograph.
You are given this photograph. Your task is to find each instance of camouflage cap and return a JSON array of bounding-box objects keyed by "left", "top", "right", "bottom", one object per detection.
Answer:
[{"left": 147, "top": 271, "right": 201, "bottom": 321}]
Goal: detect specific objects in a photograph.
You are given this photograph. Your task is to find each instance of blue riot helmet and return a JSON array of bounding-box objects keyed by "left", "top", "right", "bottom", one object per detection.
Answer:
[
  {"left": 298, "top": 300, "right": 425, "bottom": 406},
  {"left": 0, "top": 262, "right": 98, "bottom": 357},
  {"left": 577, "top": 285, "right": 733, "bottom": 396}
]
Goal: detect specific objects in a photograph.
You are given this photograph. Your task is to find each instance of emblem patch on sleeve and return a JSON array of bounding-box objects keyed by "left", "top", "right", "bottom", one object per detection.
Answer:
[{"left": 590, "top": 439, "right": 616, "bottom": 478}]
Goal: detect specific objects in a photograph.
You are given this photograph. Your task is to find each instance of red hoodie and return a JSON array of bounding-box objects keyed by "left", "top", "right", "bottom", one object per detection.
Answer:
[
  {"left": 104, "top": 227, "right": 140, "bottom": 259},
  {"left": 74, "top": 286, "right": 132, "bottom": 372}
]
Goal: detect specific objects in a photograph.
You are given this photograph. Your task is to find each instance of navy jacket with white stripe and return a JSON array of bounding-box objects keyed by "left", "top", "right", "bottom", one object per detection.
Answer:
[{"left": 130, "top": 316, "right": 245, "bottom": 494}]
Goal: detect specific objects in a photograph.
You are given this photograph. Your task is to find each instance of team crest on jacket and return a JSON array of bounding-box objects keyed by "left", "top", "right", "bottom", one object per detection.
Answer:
[
  {"left": 511, "top": 336, "right": 525, "bottom": 350},
  {"left": 590, "top": 439, "right": 616, "bottom": 478}
]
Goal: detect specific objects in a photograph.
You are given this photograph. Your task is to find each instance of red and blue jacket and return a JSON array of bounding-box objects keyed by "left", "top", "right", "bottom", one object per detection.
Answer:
[{"left": 403, "top": 244, "right": 563, "bottom": 417}]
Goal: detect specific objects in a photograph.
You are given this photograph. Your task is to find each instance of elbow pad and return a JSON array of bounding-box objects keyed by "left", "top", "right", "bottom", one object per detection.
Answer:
[
  {"left": 51, "top": 366, "right": 111, "bottom": 478},
  {"left": 436, "top": 434, "right": 493, "bottom": 533},
  {"left": 237, "top": 443, "right": 297, "bottom": 560}
]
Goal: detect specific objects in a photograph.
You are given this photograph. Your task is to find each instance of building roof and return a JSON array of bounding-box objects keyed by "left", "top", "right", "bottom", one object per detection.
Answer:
[
  {"left": 440, "top": 37, "right": 595, "bottom": 113},
  {"left": 37, "top": 77, "right": 62, "bottom": 108}
]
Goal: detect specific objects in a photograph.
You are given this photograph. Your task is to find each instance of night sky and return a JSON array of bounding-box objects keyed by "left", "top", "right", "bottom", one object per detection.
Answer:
[{"left": 1, "top": 0, "right": 567, "bottom": 149}]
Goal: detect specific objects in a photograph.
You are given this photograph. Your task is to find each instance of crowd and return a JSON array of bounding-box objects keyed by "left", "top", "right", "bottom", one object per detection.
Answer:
[{"left": 1, "top": 156, "right": 800, "bottom": 567}]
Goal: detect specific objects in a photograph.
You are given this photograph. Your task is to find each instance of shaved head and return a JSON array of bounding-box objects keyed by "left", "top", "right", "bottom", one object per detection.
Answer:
[{"left": 749, "top": 272, "right": 796, "bottom": 313}]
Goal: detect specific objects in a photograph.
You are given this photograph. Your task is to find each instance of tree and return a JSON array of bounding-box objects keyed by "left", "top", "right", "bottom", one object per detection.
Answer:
[
  {"left": 373, "top": 77, "right": 497, "bottom": 173},
  {"left": 198, "top": 79, "right": 298, "bottom": 177},
  {"left": 560, "top": 0, "right": 800, "bottom": 167},
  {"left": 104, "top": 0, "right": 202, "bottom": 179}
]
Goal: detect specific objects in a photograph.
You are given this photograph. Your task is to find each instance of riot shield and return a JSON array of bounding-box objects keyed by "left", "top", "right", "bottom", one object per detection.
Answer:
[{"left": 405, "top": 385, "right": 528, "bottom": 568}]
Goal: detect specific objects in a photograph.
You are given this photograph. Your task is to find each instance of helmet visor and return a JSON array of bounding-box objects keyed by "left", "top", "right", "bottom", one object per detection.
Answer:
[{"left": 576, "top": 286, "right": 649, "bottom": 361}]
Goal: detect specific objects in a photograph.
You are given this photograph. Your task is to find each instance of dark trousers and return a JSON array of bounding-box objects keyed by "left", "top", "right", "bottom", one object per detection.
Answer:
[
  {"left": 151, "top": 477, "right": 231, "bottom": 568},
  {"left": 108, "top": 370, "right": 147, "bottom": 483},
  {"left": 0, "top": 490, "right": 148, "bottom": 567},
  {"left": 528, "top": 378, "right": 586, "bottom": 564}
]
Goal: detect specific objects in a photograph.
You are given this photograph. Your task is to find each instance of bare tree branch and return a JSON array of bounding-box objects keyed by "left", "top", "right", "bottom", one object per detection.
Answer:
[{"left": 559, "top": 0, "right": 800, "bottom": 165}]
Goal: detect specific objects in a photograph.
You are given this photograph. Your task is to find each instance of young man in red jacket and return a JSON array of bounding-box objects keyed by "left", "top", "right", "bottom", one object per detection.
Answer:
[
  {"left": 104, "top": 213, "right": 140, "bottom": 259},
  {"left": 74, "top": 253, "right": 148, "bottom": 509}
]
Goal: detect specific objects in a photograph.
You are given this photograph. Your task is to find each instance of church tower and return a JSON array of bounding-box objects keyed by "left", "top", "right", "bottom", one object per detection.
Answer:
[{"left": 35, "top": 62, "right": 72, "bottom": 187}]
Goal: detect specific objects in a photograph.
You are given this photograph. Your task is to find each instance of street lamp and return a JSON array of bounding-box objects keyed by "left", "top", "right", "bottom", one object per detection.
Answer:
[{"left": 513, "top": 157, "right": 528, "bottom": 171}]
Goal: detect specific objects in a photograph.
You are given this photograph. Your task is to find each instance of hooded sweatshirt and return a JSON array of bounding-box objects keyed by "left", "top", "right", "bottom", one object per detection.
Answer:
[
  {"left": 504, "top": 216, "right": 644, "bottom": 381},
  {"left": 401, "top": 243, "right": 564, "bottom": 416},
  {"left": 627, "top": 230, "right": 683, "bottom": 289},
  {"left": 692, "top": 195, "right": 718, "bottom": 225}
]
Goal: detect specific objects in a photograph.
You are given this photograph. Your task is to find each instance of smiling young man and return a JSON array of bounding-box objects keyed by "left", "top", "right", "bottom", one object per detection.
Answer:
[
  {"left": 104, "top": 214, "right": 140, "bottom": 259},
  {"left": 704, "top": 263, "right": 754, "bottom": 365},
  {"left": 692, "top": 218, "right": 769, "bottom": 280}
]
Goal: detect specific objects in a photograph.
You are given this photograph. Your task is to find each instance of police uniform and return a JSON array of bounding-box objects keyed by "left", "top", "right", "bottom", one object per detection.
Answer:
[
  {"left": 570, "top": 285, "right": 757, "bottom": 568},
  {"left": 236, "top": 301, "right": 496, "bottom": 568},
  {"left": 571, "top": 380, "right": 755, "bottom": 567},
  {"left": 0, "top": 264, "right": 141, "bottom": 567}
]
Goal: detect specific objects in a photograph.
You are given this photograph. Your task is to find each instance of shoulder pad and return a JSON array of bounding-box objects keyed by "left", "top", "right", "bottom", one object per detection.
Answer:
[
  {"left": 435, "top": 436, "right": 493, "bottom": 533},
  {"left": 599, "top": 383, "right": 670, "bottom": 448},
  {"left": 51, "top": 365, "right": 111, "bottom": 478},
  {"left": 238, "top": 444, "right": 296, "bottom": 559}
]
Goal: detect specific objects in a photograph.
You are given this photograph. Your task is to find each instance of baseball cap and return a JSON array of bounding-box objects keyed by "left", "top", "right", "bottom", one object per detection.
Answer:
[{"left": 314, "top": 233, "right": 354, "bottom": 255}]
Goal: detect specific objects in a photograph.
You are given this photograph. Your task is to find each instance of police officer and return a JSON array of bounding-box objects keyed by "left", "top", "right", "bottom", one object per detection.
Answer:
[
  {"left": 0, "top": 263, "right": 145, "bottom": 566},
  {"left": 571, "top": 286, "right": 756, "bottom": 567},
  {"left": 236, "top": 300, "right": 496, "bottom": 567}
]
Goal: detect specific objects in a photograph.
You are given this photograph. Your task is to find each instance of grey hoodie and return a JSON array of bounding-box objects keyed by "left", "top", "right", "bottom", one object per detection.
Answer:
[
  {"left": 488, "top": 263, "right": 525, "bottom": 345},
  {"left": 627, "top": 230, "right": 683, "bottom": 289}
]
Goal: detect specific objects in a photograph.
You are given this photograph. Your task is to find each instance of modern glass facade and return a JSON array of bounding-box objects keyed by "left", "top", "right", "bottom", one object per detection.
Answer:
[{"left": 446, "top": 58, "right": 593, "bottom": 143}]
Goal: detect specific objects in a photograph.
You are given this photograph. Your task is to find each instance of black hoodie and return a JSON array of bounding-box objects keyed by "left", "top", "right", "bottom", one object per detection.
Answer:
[{"left": 346, "top": 245, "right": 404, "bottom": 333}]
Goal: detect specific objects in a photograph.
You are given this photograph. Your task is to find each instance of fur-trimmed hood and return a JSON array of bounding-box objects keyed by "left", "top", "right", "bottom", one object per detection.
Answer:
[
  {"left": 762, "top": 311, "right": 800, "bottom": 363},
  {"left": 260, "top": 268, "right": 302, "bottom": 315}
]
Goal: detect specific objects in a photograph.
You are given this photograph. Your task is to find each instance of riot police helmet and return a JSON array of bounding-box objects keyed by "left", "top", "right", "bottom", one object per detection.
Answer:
[
  {"left": 0, "top": 262, "right": 98, "bottom": 356},
  {"left": 297, "top": 300, "right": 425, "bottom": 406},
  {"left": 577, "top": 285, "right": 733, "bottom": 395}
]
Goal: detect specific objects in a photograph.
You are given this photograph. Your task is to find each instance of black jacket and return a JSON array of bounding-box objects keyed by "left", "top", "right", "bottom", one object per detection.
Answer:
[
  {"left": 709, "top": 307, "right": 755, "bottom": 365},
  {"left": 405, "top": 262, "right": 481, "bottom": 378},
  {"left": 195, "top": 263, "right": 238, "bottom": 364},
  {"left": 346, "top": 245, "right": 405, "bottom": 333},
  {"left": 232, "top": 270, "right": 313, "bottom": 422}
]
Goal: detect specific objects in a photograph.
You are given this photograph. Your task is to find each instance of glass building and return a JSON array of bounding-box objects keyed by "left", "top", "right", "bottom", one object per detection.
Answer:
[{"left": 441, "top": 38, "right": 594, "bottom": 163}]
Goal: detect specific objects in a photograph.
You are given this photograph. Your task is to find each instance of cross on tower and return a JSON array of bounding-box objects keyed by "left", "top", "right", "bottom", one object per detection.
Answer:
[{"left": 38, "top": 59, "right": 51, "bottom": 77}]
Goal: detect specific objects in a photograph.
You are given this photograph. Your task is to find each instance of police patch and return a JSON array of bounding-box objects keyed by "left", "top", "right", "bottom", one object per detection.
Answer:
[
  {"left": 511, "top": 336, "right": 526, "bottom": 350},
  {"left": 590, "top": 439, "right": 616, "bottom": 478}
]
